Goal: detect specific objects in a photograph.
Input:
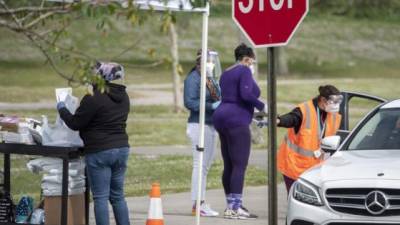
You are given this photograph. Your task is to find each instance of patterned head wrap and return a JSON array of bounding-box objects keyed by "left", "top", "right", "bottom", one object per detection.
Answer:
[{"left": 95, "top": 61, "right": 125, "bottom": 81}]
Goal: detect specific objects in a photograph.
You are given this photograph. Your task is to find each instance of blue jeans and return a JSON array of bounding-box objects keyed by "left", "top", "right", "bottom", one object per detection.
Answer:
[{"left": 85, "top": 147, "right": 130, "bottom": 225}]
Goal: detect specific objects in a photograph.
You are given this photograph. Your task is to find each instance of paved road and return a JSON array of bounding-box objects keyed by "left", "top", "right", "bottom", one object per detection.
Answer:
[
  {"left": 90, "top": 185, "right": 288, "bottom": 225},
  {"left": 88, "top": 146, "right": 288, "bottom": 225}
]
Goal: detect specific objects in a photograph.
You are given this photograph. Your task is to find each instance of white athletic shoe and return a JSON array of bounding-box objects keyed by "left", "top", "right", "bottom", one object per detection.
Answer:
[{"left": 192, "top": 203, "right": 219, "bottom": 217}]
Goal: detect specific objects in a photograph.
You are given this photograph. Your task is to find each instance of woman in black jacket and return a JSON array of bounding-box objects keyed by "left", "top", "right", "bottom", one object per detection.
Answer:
[{"left": 57, "top": 62, "right": 130, "bottom": 225}]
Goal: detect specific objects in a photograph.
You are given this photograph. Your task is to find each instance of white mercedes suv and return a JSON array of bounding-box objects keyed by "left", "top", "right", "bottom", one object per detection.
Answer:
[{"left": 287, "top": 99, "right": 400, "bottom": 225}]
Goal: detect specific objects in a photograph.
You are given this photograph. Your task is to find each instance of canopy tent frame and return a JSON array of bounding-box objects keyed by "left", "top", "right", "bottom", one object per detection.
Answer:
[{"left": 44, "top": 1, "right": 210, "bottom": 225}]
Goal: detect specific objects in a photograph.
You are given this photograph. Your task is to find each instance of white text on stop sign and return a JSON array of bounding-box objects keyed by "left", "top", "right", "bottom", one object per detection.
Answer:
[{"left": 239, "top": 0, "right": 293, "bottom": 13}]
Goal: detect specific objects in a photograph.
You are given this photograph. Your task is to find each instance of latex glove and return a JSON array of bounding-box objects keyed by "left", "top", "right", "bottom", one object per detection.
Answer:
[
  {"left": 56, "top": 101, "right": 66, "bottom": 111},
  {"left": 254, "top": 107, "right": 268, "bottom": 119},
  {"left": 212, "top": 101, "right": 221, "bottom": 110},
  {"left": 261, "top": 106, "right": 268, "bottom": 117},
  {"left": 256, "top": 120, "right": 268, "bottom": 128}
]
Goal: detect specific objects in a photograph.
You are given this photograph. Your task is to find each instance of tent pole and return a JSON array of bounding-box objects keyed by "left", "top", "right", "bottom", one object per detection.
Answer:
[{"left": 195, "top": 2, "right": 209, "bottom": 225}]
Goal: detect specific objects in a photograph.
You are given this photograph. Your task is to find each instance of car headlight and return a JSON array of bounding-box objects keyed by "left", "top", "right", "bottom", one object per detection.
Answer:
[{"left": 293, "top": 179, "right": 323, "bottom": 206}]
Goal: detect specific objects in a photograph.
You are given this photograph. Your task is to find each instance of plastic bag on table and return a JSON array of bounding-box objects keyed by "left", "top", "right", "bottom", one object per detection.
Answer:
[
  {"left": 42, "top": 174, "right": 85, "bottom": 186},
  {"left": 42, "top": 94, "right": 83, "bottom": 147},
  {"left": 27, "top": 158, "right": 85, "bottom": 174}
]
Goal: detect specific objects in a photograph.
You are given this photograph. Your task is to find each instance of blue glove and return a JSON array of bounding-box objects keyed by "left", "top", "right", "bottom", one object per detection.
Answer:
[
  {"left": 56, "top": 101, "right": 66, "bottom": 111},
  {"left": 212, "top": 101, "right": 221, "bottom": 110}
]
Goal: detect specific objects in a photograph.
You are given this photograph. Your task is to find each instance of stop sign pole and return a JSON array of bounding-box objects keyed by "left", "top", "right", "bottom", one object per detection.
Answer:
[
  {"left": 233, "top": 1, "right": 309, "bottom": 224},
  {"left": 267, "top": 46, "right": 278, "bottom": 225}
]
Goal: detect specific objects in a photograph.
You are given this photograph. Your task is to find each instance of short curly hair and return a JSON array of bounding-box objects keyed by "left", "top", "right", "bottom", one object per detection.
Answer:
[{"left": 234, "top": 43, "right": 255, "bottom": 61}]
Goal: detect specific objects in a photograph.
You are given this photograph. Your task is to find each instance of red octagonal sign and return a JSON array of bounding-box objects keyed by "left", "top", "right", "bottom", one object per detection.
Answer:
[{"left": 233, "top": 0, "right": 309, "bottom": 47}]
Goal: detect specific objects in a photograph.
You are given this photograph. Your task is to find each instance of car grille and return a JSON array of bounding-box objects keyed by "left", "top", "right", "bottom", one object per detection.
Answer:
[{"left": 325, "top": 188, "right": 400, "bottom": 216}]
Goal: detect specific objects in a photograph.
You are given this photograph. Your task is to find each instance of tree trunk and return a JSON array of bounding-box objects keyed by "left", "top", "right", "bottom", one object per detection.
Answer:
[{"left": 169, "top": 22, "right": 183, "bottom": 113}]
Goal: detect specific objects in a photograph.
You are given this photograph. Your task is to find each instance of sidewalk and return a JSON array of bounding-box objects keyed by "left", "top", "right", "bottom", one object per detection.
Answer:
[{"left": 90, "top": 185, "right": 288, "bottom": 225}]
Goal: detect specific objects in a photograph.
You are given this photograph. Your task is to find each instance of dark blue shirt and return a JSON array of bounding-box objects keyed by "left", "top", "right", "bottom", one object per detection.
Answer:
[{"left": 183, "top": 69, "right": 220, "bottom": 125}]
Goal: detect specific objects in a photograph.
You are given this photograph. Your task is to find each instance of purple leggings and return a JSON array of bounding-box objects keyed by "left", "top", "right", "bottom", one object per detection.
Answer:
[
  {"left": 217, "top": 126, "right": 251, "bottom": 195},
  {"left": 283, "top": 175, "right": 296, "bottom": 193}
]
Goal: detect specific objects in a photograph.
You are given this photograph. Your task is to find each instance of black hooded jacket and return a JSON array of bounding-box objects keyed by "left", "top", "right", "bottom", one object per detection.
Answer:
[{"left": 59, "top": 83, "right": 130, "bottom": 153}]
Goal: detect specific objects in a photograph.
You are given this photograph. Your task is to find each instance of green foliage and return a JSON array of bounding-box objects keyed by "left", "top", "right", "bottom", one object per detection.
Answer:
[
  {"left": 160, "top": 11, "right": 176, "bottom": 33},
  {"left": 190, "top": 0, "right": 207, "bottom": 8},
  {"left": 0, "top": 0, "right": 167, "bottom": 89},
  {"left": 310, "top": 0, "right": 400, "bottom": 20}
]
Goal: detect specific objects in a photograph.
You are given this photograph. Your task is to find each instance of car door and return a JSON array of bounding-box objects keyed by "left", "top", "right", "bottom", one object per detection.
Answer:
[{"left": 337, "top": 91, "right": 387, "bottom": 142}]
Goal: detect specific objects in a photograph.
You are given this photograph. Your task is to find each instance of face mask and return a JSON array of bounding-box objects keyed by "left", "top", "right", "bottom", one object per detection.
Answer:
[
  {"left": 249, "top": 64, "right": 255, "bottom": 75},
  {"left": 206, "top": 62, "right": 215, "bottom": 77},
  {"left": 325, "top": 103, "right": 340, "bottom": 113}
]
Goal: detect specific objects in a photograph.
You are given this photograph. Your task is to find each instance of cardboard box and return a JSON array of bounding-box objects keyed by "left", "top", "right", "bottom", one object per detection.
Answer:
[{"left": 44, "top": 193, "right": 85, "bottom": 225}]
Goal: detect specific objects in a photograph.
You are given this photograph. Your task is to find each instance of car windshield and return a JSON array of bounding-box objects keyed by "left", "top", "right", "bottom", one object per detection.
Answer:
[{"left": 347, "top": 108, "right": 400, "bottom": 150}]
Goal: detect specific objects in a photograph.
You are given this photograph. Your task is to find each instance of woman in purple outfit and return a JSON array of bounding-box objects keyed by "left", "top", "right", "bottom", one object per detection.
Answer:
[{"left": 213, "top": 43, "right": 266, "bottom": 220}]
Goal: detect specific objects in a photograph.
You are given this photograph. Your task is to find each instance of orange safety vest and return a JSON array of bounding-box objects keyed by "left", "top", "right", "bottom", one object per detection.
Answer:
[{"left": 277, "top": 100, "right": 342, "bottom": 180}]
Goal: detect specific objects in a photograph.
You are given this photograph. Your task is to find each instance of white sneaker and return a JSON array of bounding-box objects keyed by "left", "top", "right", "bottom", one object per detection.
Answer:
[{"left": 192, "top": 203, "right": 219, "bottom": 217}]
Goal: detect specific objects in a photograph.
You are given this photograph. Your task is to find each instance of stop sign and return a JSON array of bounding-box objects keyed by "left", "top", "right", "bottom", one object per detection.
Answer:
[{"left": 233, "top": 0, "right": 309, "bottom": 47}]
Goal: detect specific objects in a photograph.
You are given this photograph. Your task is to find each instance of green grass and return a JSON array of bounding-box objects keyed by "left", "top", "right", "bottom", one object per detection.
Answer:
[
  {"left": 1, "top": 10, "right": 400, "bottom": 78},
  {"left": 1, "top": 106, "right": 189, "bottom": 147},
  {"left": 1, "top": 72, "right": 397, "bottom": 148},
  {"left": 0, "top": 155, "right": 266, "bottom": 201},
  {"left": 125, "top": 155, "right": 266, "bottom": 196}
]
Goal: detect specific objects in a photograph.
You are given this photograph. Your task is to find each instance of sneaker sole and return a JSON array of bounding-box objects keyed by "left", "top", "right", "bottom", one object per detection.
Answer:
[
  {"left": 192, "top": 211, "right": 219, "bottom": 217},
  {"left": 224, "top": 215, "right": 239, "bottom": 219},
  {"left": 237, "top": 215, "right": 258, "bottom": 220},
  {"left": 223, "top": 214, "right": 257, "bottom": 220}
]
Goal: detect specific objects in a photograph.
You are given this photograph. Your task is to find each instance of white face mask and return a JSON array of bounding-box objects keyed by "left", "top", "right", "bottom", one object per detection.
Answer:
[
  {"left": 249, "top": 65, "right": 255, "bottom": 75},
  {"left": 206, "top": 62, "right": 215, "bottom": 77},
  {"left": 325, "top": 103, "right": 340, "bottom": 113}
]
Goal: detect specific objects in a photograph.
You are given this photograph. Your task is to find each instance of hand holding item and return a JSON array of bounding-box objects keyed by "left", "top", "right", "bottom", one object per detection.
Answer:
[
  {"left": 212, "top": 101, "right": 221, "bottom": 110},
  {"left": 262, "top": 106, "right": 268, "bottom": 116},
  {"left": 56, "top": 101, "right": 66, "bottom": 111},
  {"left": 313, "top": 148, "right": 325, "bottom": 159},
  {"left": 254, "top": 107, "right": 268, "bottom": 119},
  {"left": 256, "top": 120, "right": 268, "bottom": 128}
]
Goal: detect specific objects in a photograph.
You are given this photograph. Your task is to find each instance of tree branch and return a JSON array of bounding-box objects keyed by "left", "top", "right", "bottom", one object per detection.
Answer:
[
  {"left": 111, "top": 38, "right": 142, "bottom": 60},
  {"left": 0, "top": 6, "right": 67, "bottom": 15},
  {"left": 0, "top": 1, "right": 75, "bottom": 82},
  {"left": 24, "top": 9, "right": 71, "bottom": 30}
]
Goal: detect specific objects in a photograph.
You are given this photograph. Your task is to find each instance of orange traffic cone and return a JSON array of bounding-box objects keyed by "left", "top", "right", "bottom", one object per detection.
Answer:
[{"left": 146, "top": 183, "right": 164, "bottom": 225}]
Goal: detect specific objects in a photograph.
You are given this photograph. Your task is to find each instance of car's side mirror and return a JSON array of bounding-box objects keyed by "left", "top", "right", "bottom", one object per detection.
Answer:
[{"left": 321, "top": 136, "right": 341, "bottom": 153}]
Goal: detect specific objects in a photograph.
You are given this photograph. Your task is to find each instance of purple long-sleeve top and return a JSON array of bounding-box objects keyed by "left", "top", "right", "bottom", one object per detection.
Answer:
[{"left": 213, "top": 64, "right": 265, "bottom": 130}]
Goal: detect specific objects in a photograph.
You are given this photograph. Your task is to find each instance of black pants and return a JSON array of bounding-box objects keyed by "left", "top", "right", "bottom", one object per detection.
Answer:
[{"left": 283, "top": 175, "right": 296, "bottom": 194}]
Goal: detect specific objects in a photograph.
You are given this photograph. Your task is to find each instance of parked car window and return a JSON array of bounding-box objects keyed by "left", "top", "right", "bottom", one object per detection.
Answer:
[{"left": 347, "top": 109, "right": 400, "bottom": 150}]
